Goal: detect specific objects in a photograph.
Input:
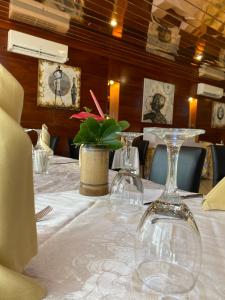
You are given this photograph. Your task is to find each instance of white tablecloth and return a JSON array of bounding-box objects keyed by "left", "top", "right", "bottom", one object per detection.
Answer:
[
  {"left": 26, "top": 156, "right": 225, "bottom": 299},
  {"left": 112, "top": 146, "right": 140, "bottom": 174}
]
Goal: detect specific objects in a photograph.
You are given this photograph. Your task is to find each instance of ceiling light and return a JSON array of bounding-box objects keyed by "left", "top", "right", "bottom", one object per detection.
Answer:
[
  {"left": 108, "top": 80, "right": 115, "bottom": 85},
  {"left": 110, "top": 19, "right": 117, "bottom": 27},
  {"left": 194, "top": 53, "right": 203, "bottom": 61}
]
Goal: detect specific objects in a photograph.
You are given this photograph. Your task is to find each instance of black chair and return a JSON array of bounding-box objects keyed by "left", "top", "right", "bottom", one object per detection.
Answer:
[
  {"left": 109, "top": 150, "right": 115, "bottom": 169},
  {"left": 132, "top": 138, "right": 149, "bottom": 176},
  {"left": 149, "top": 145, "right": 206, "bottom": 193},
  {"left": 211, "top": 145, "right": 225, "bottom": 187},
  {"left": 50, "top": 136, "right": 59, "bottom": 152},
  {"left": 68, "top": 138, "right": 80, "bottom": 159}
]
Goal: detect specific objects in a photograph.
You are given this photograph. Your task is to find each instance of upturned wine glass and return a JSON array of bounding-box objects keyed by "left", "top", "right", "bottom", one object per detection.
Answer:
[
  {"left": 134, "top": 128, "right": 205, "bottom": 299},
  {"left": 110, "top": 132, "right": 144, "bottom": 216}
]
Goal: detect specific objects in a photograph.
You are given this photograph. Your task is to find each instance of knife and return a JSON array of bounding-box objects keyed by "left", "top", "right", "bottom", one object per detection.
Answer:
[{"left": 143, "top": 193, "right": 203, "bottom": 205}]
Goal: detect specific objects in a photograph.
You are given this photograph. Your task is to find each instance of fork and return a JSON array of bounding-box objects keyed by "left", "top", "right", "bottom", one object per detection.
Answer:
[{"left": 35, "top": 205, "right": 53, "bottom": 222}]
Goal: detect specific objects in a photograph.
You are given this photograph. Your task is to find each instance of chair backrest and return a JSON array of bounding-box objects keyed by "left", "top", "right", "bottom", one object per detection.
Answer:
[
  {"left": 211, "top": 145, "right": 225, "bottom": 187},
  {"left": 50, "top": 136, "right": 59, "bottom": 152},
  {"left": 68, "top": 138, "right": 80, "bottom": 159},
  {"left": 109, "top": 150, "right": 115, "bottom": 169},
  {"left": 132, "top": 139, "right": 149, "bottom": 165},
  {"left": 149, "top": 144, "right": 206, "bottom": 193}
]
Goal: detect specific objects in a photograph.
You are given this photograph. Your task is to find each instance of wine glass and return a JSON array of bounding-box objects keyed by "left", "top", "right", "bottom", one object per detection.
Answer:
[
  {"left": 134, "top": 128, "right": 205, "bottom": 299},
  {"left": 110, "top": 132, "right": 144, "bottom": 217}
]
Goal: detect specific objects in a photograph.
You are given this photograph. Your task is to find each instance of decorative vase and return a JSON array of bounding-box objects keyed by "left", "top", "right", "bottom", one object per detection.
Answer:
[{"left": 79, "top": 145, "right": 109, "bottom": 196}]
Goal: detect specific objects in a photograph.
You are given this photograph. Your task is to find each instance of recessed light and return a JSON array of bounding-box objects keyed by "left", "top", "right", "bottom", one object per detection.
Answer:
[
  {"left": 108, "top": 80, "right": 115, "bottom": 85},
  {"left": 110, "top": 19, "right": 117, "bottom": 27},
  {"left": 194, "top": 53, "right": 203, "bottom": 61}
]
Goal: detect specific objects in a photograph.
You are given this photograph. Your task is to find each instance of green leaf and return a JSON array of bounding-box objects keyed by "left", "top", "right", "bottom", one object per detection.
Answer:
[
  {"left": 72, "top": 117, "right": 129, "bottom": 150},
  {"left": 83, "top": 107, "right": 92, "bottom": 112},
  {"left": 99, "top": 119, "right": 117, "bottom": 135},
  {"left": 74, "top": 122, "right": 97, "bottom": 144},
  {"left": 102, "top": 139, "right": 123, "bottom": 150},
  {"left": 118, "top": 120, "right": 130, "bottom": 131},
  {"left": 101, "top": 124, "right": 121, "bottom": 141},
  {"left": 85, "top": 117, "right": 100, "bottom": 138},
  {"left": 76, "top": 118, "right": 101, "bottom": 143}
]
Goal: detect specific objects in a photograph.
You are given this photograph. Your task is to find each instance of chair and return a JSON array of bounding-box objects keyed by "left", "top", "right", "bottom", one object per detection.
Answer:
[
  {"left": 149, "top": 144, "right": 206, "bottom": 193},
  {"left": 109, "top": 150, "right": 115, "bottom": 169},
  {"left": 132, "top": 138, "right": 149, "bottom": 177},
  {"left": 68, "top": 138, "right": 80, "bottom": 159},
  {"left": 211, "top": 145, "right": 225, "bottom": 187},
  {"left": 50, "top": 136, "right": 59, "bottom": 152}
]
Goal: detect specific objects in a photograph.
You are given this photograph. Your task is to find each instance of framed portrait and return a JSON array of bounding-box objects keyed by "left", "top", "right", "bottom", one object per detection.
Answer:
[
  {"left": 211, "top": 101, "right": 225, "bottom": 128},
  {"left": 37, "top": 59, "right": 81, "bottom": 110},
  {"left": 141, "top": 78, "right": 175, "bottom": 124}
]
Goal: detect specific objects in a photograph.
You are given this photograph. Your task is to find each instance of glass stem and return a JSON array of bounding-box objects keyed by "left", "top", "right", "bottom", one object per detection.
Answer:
[
  {"left": 124, "top": 138, "right": 133, "bottom": 169},
  {"left": 164, "top": 143, "right": 181, "bottom": 197}
]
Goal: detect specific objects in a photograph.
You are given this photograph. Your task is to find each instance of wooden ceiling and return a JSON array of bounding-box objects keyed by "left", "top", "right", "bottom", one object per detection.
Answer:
[{"left": 1, "top": 0, "right": 225, "bottom": 72}]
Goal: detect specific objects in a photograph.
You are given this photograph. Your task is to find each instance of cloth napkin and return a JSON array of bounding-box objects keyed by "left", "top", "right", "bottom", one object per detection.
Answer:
[
  {"left": 202, "top": 177, "right": 225, "bottom": 210},
  {"left": 40, "top": 124, "right": 53, "bottom": 155},
  {"left": 0, "top": 64, "right": 46, "bottom": 299}
]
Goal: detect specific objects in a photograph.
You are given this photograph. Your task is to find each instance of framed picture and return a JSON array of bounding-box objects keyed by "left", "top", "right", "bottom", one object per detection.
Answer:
[
  {"left": 37, "top": 59, "right": 81, "bottom": 110},
  {"left": 146, "top": 22, "right": 181, "bottom": 61},
  {"left": 141, "top": 78, "right": 175, "bottom": 124},
  {"left": 211, "top": 101, "right": 225, "bottom": 128}
]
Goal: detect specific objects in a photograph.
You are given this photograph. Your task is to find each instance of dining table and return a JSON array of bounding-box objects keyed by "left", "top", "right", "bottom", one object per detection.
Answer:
[{"left": 25, "top": 155, "right": 225, "bottom": 299}]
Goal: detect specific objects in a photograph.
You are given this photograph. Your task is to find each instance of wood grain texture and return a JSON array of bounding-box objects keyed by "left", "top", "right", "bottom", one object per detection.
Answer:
[{"left": 0, "top": 18, "right": 224, "bottom": 155}]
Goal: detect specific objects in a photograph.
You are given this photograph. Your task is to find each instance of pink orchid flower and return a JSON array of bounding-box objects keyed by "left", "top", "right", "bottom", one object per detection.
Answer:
[{"left": 70, "top": 111, "right": 105, "bottom": 121}]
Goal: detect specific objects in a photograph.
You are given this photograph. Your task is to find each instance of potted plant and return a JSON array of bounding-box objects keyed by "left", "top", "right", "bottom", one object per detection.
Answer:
[{"left": 71, "top": 90, "right": 129, "bottom": 196}]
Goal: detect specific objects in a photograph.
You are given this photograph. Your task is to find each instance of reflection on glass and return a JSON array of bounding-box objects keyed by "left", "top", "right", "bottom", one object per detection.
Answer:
[{"left": 110, "top": 132, "right": 144, "bottom": 217}]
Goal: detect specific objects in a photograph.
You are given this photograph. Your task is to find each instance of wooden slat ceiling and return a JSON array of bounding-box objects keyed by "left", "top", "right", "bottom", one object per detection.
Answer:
[{"left": 1, "top": 0, "right": 225, "bottom": 72}]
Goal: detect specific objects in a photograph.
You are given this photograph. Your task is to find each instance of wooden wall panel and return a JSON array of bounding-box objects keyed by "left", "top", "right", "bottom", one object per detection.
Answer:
[
  {"left": 0, "top": 19, "right": 225, "bottom": 156},
  {"left": 108, "top": 60, "right": 191, "bottom": 133},
  {"left": 197, "top": 98, "right": 225, "bottom": 143},
  {"left": 0, "top": 27, "right": 109, "bottom": 156}
]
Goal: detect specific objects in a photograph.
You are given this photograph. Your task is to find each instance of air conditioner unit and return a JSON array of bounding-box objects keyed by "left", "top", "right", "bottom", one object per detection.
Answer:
[
  {"left": 9, "top": 0, "right": 70, "bottom": 33},
  {"left": 7, "top": 30, "right": 69, "bottom": 63},
  {"left": 197, "top": 83, "right": 224, "bottom": 99},
  {"left": 199, "top": 65, "right": 225, "bottom": 81}
]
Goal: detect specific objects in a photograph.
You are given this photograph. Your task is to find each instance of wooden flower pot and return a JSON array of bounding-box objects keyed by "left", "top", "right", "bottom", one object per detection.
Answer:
[{"left": 79, "top": 145, "right": 109, "bottom": 196}]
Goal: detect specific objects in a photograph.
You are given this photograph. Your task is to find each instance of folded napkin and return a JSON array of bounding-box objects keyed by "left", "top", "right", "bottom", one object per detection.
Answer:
[
  {"left": 0, "top": 64, "right": 46, "bottom": 299},
  {"left": 0, "top": 65, "right": 24, "bottom": 122},
  {"left": 41, "top": 124, "right": 50, "bottom": 146},
  {"left": 40, "top": 124, "right": 53, "bottom": 155},
  {"left": 0, "top": 265, "right": 44, "bottom": 300},
  {"left": 202, "top": 177, "right": 225, "bottom": 210}
]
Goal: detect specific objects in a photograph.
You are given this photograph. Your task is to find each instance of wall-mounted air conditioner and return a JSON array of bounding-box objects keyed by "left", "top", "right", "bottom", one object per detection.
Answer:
[
  {"left": 197, "top": 83, "right": 224, "bottom": 99},
  {"left": 199, "top": 65, "right": 225, "bottom": 81},
  {"left": 9, "top": 0, "right": 70, "bottom": 33},
  {"left": 7, "top": 30, "right": 69, "bottom": 63}
]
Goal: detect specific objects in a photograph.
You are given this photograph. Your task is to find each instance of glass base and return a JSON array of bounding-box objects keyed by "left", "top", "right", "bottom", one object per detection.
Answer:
[
  {"left": 135, "top": 200, "right": 201, "bottom": 298},
  {"left": 131, "top": 269, "right": 189, "bottom": 300},
  {"left": 136, "top": 261, "right": 194, "bottom": 295}
]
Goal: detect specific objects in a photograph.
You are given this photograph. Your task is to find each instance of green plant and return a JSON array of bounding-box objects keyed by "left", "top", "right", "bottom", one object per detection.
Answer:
[{"left": 73, "top": 117, "right": 129, "bottom": 150}]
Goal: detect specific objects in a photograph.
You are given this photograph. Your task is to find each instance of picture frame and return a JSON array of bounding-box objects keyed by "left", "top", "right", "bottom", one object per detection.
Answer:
[
  {"left": 211, "top": 101, "right": 225, "bottom": 128},
  {"left": 141, "top": 78, "right": 175, "bottom": 125},
  {"left": 146, "top": 22, "right": 181, "bottom": 61},
  {"left": 37, "top": 59, "right": 81, "bottom": 110}
]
